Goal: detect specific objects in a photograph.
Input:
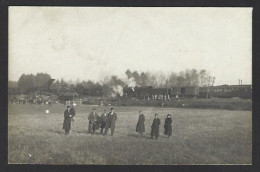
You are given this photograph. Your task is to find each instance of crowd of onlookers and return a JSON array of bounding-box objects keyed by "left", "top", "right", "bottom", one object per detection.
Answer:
[{"left": 8, "top": 94, "right": 55, "bottom": 105}]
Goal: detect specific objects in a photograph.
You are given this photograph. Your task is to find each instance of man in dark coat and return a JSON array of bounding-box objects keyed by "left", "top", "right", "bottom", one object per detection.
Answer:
[
  {"left": 100, "top": 109, "right": 108, "bottom": 134},
  {"left": 88, "top": 108, "right": 98, "bottom": 135},
  {"left": 151, "top": 113, "right": 161, "bottom": 139},
  {"left": 136, "top": 111, "right": 145, "bottom": 138},
  {"left": 104, "top": 107, "right": 117, "bottom": 136},
  {"left": 70, "top": 104, "right": 76, "bottom": 115},
  {"left": 70, "top": 104, "right": 76, "bottom": 122},
  {"left": 62, "top": 106, "right": 75, "bottom": 135},
  {"left": 164, "top": 114, "right": 172, "bottom": 138}
]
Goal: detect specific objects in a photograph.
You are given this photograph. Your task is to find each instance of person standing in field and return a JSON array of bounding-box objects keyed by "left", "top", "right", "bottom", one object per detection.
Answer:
[
  {"left": 136, "top": 111, "right": 145, "bottom": 138},
  {"left": 100, "top": 109, "right": 108, "bottom": 134},
  {"left": 88, "top": 108, "right": 98, "bottom": 135},
  {"left": 70, "top": 103, "right": 76, "bottom": 122},
  {"left": 62, "top": 105, "right": 75, "bottom": 135},
  {"left": 151, "top": 113, "right": 161, "bottom": 139},
  {"left": 103, "top": 107, "right": 117, "bottom": 136},
  {"left": 164, "top": 114, "right": 172, "bottom": 138}
]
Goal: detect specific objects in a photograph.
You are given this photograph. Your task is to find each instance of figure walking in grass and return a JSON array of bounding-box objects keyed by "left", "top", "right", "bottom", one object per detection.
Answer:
[
  {"left": 151, "top": 113, "right": 161, "bottom": 139},
  {"left": 164, "top": 114, "right": 172, "bottom": 138},
  {"left": 103, "top": 107, "right": 117, "bottom": 136},
  {"left": 62, "top": 105, "right": 75, "bottom": 135},
  {"left": 136, "top": 111, "right": 145, "bottom": 138},
  {"left": 88, "top": 108, "right": 98, "bottom": 135}
]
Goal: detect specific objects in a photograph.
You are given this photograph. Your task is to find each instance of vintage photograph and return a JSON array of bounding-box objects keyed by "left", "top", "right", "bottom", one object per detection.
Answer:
[{"left": 8, "top": 7, "right": 252, "bottom": 165}]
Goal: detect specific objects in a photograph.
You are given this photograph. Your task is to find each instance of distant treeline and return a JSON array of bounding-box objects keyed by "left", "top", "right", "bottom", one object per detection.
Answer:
[
  {"left": 9, "top": 73, "right": 53, "bottom": 93},
  {"left": 123, "top": 69, "right": 215, "bottom": 88},
  {"left": 8, "top": 69, "right": 215, "bottom": 97}
]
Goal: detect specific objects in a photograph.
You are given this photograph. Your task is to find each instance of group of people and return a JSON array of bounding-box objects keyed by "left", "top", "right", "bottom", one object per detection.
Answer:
[
  {"left": 62, "top": 106, "right": 173, "bottom": 139},
  {"left": 87, "top": 108, "right": 117, "bottom": 136},
  {"left": 62, "top": 106, "right": 117, "bottom": 136},
  {"left": 136, "top": 111, "right": 172, "bottom": 139},
  {"left": 9, "top": 95, "right": 53, "bottom": 105}
]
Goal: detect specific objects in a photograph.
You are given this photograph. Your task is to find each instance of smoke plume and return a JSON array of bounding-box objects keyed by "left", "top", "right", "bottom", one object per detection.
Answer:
[{"left": 112, "top": 85, "right": 123, "bottom": 97}]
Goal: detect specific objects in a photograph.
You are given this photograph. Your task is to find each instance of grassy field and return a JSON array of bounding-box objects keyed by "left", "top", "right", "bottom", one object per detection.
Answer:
[{"left": 8, "top": 103, "right": 252, "bottom": 165}]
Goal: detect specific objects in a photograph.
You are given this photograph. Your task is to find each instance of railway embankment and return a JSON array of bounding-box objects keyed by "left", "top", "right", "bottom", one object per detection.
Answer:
[{"left": 108, "top": 97, "right": 252, "bottom": 111}]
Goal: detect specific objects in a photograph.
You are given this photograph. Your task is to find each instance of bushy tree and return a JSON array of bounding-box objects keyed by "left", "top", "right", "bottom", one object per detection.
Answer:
[
  {"left": 17, "top": 74, "right": 36, "bottom": 93},
  {"left": 35, "top": 73, "right": 52, "bottom": 91}
]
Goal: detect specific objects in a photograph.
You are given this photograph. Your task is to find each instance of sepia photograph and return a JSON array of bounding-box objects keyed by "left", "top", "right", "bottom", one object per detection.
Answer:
[{"left": 8, "top": 7, "right": 252, "bottom": 165}]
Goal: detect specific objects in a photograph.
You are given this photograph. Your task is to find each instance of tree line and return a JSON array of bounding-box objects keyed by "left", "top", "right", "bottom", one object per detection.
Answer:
[
  {"left": 124, "top": 69, "right": 215, "bottom": 88},
  {"left": 9, "top": 73, "right": 53, "bottom": 94},
  {"left": 8, "top": 69, "right": 215, "bottom": 97}
]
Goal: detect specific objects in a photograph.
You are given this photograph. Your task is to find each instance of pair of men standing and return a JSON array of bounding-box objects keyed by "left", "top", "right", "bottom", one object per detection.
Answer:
[{"left": 88, "top": 107, "right": 117, "bottom": 136}]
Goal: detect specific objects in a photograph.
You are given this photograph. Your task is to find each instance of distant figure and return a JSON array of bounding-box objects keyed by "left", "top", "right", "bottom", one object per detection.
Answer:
[
  {"left": 62, "top": 106, "right": 75, "bottom": 135},
  {"left": 164, "top": 114, "right": 172, "bottom": 138},
  {"left": 136, "top": 111, "right": 145, "bottom": 138},
  {"left": 100, "top": 109, "right": 108, "bottom": 134},
  {"left": 151, "top": 113, "right": 161, "bottom": 139},
  {"left": 104, "top": 107, "right": 117, "bottom": 136},
  {"left": 88, "top": 108, "right": 98, "bottom": 135},
  {"left": 70, "top": 104, "right": 76, "bottom": 121}
]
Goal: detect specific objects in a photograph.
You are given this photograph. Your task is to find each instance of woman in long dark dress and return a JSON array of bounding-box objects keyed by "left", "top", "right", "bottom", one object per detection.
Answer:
[
  {"left": 164, "top": 114, "right": 172, "bottom": 138},
  {"left": 136, "top": 111, "right": 145, "bottom": 138},
  {"left": 151, "top": 113, "right": 160, "bottom": 139}
]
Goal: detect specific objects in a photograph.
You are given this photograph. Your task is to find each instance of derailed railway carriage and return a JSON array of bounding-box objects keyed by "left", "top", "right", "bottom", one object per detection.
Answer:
[
  {"left": 123, "top": 85, "right": 252, "bottom": 100},
  {"left": 171, "top": 87, "right": 200, "bottom": 98},
  {"left": 199, "top": 87, "right": 211, "bottom": 98},
  {"left": 123, "top": 86, "right": 171, "bottom": 100},
  {"left": 210, "top": 85, "right": 252, "bottom": 99},
  {"left": 123, "top": 86, "right": 151, "bottom": 99}
]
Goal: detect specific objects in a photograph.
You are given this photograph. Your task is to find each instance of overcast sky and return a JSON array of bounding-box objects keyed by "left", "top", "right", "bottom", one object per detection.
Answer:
[{"left": 9, "top": 7, "right": 252, "bottom": 85}]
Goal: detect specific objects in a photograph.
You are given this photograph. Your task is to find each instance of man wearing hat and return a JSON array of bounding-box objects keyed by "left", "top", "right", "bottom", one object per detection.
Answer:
[
  {"left": 104, "top": 107, "right": 117, "bottom": 136},
  {"left": 151, "top": 113, "right": 161, "bottom": 139},
  {"left": 88, "top": 108, "right": 98, "bottom": 135},
  {"left": 62, "top": 105, "right": 75, "bottom": 135},
  {"left": 70, "top": 103, "right": 76, "bottom": 119},
  {"left": 164, "top": 114, "right": 172, "bottom": 138},
  {"left": 100, "top": 109, "right": 108, "bottom": 134},
  {"left": 136, "top": 110, "right": 145, "bottom": 138}
]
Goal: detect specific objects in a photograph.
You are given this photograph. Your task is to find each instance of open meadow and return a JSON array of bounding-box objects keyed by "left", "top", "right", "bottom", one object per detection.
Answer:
[{"left": 8, "top": 103, "right": 252, "bottom": 165}]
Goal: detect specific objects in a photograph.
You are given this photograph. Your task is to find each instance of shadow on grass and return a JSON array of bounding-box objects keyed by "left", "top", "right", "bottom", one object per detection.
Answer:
[
  {"left": 74, "top": 130, "right": 103, "bottom": 136},
  {"left": 127, "top": 133, "right": 173, "bottom": 141},
  {"left": 75, "top": 130, "right": 87, "bottom": 134},
  {"left": 49, "top": 129, "right": 64, "bottom": 135},
  {"left": 127, "top": 133, "right": 152, "bottom": 140}
]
